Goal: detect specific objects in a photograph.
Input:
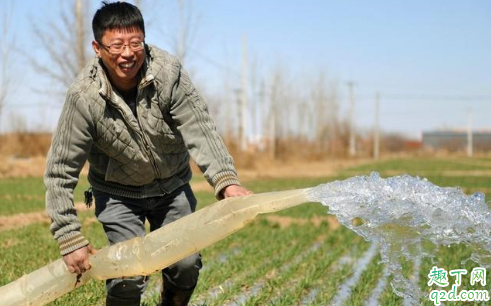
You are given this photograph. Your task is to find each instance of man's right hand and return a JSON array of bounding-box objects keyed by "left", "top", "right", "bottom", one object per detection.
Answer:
[{"left": 63, "top": 244, "right": 96, "bottom": 275}]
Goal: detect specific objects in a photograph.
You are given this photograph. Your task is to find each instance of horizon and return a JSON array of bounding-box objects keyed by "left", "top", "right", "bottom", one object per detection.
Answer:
[{"left": 1, "top": 0, "right": 490, "bottom": 140}]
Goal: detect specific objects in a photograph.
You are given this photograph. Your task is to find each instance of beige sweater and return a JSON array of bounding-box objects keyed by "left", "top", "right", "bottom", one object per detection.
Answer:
[{"left": 45, "top": 45, "right": 240, "bottom": 255}]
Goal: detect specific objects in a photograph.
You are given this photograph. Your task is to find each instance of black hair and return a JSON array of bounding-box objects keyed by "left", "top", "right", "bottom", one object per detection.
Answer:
[{"left": 92, "top": 1, "right": 145, "bottom": 43}]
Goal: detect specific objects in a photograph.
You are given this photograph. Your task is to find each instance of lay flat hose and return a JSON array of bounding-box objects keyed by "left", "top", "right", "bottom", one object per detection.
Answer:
[{"left": 0, "top": 188, "right": 311, "bottom": 306}]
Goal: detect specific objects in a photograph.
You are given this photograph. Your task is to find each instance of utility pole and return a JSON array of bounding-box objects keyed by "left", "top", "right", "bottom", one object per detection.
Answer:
[
  {"left": 75, "top": 0, "right": 86, "bottom": 72},
  {"left": 250, "top": 60, "right": 257, "bottom": 144},
  {"left": 269, "top": 106, "right": 276, "bottom": 159},
  {"left": 178, "top": 0, "right": 187, "bottom": 64},
  {"left": 235, "top": 89, "right": 243, "bottom": 148},
  {"left": 269, "top": 72, "right": 279, "bottom": 160},
  {"left": 346, "top": 81, "right": 356, "bottom": 157},
  {"left": 467, "top": 109, "right": 473, "bottom": 157},
  {"left": 373, "top": 92, "right": 380, "bottom": 160},
  {"left": 240, "top": 35, "right": 248, "bottom": 151},
  {"left": 258, "top": 80, "right": 266, "bottom": 146}
]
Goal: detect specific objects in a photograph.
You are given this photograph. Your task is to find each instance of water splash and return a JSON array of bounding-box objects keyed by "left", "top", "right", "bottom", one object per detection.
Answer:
[{"left": 306, "top": 172, "right": 491, "bottom": 304}]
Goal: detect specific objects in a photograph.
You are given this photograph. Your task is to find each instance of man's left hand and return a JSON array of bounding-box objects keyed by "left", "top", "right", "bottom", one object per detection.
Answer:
[{"left": 222, "top": 185, "right": 253, "bottom": 198}]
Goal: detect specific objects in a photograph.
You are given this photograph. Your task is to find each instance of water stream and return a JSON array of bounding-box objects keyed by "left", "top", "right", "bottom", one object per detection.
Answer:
[{"left": 306, "top": 172, "right": 490, "bottom": 304}]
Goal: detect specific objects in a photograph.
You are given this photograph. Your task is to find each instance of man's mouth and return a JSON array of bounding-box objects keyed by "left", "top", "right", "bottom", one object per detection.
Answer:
[{"left": 119, "top": 62, "right": 135, "bottom": 69}]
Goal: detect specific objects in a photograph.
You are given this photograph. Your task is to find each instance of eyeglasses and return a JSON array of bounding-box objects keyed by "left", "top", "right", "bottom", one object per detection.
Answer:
[{"left": 100, "top": 41, "right": 145, "bottom": 55}]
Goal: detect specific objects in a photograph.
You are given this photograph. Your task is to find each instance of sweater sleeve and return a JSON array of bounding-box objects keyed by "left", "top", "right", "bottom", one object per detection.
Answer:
[
  {"left": 168, "top": 61, "right": 240, "bottom": 198},
  {"left": 44, "top": 89, "right": 94, "bottom": 255}
]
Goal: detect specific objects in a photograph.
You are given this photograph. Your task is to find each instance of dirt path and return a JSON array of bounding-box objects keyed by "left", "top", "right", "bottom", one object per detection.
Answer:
[
  {"left": 238, "top": 159, "right": 369, "bottom": 180},
  {"left": 3, "top": 155, "right": 491, "bottom": 233},
  {"left": 0, "top": 202, "right": 91, "bottom": 232},
  {"left": 264, "top": 215, "right": 340, "bottom": 230},
  {"left": 0, "top": 199, "right": 343, "bottom": 233},
  {"left": 0, "top": 156, "right": 50, "bottom": 179},
  {"left": 0, "top": 158, "right": 370, "bottom": 232}
]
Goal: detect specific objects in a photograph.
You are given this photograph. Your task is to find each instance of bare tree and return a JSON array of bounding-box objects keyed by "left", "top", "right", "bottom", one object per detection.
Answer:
[
  {"left": 132, "top": 0, "right": 160, "bottom": 26},
  {"left": 0, "top": 1, "right": 17, "bottom": 132},
  {"left": 133, "top": 0, "right": 201, "bottom": 70},
  {"left": 249, "top": 56, "right": 260, "bottom": 144},
  {"left": 174, "top": 0, "right": 200, "bottom": 65},
  {"left": 150, "top": 0, "right": 200, "bottom": 65},
  {"left": 267, "top": 66, "right": 288, "bottom": 159},
  {"left": 29, "top": 0, "right": 91, "bottom": 96},
  {"left": 311, "top": 72, "right": 339, "bottom": 153}
]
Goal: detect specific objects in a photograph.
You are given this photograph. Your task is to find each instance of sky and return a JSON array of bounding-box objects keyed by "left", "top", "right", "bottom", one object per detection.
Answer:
[{"left": 1, "top": 0, "right": 490, "bottom": 139}]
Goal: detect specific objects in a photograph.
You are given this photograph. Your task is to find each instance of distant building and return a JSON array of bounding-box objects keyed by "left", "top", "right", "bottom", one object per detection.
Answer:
[{"left": 422, "top": 130, "right": 491, "bottom": 152}]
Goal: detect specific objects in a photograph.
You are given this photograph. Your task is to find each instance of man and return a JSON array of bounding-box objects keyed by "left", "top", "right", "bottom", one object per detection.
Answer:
[{"left": 44, "top": 2, "right": 251, "bottom": 305}]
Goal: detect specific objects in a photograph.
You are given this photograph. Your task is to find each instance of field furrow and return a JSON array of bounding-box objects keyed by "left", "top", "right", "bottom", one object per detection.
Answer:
[
  {"left": 331, "top": 242, "right": 379, "bottom": 306},
  {"left": 265, "top": 230, "right": 351, "bottom": 305},
  {"left": 0, "top": 157, "right": 489, "bottom": 305},
  {"left": 224, "top": 242, "right": 322, "bottom": 306},
  {"left": 365, "top": 266, "right": 389, "bottom": 306},
  {"left": 206, "top": 227, "right": 325, "bottom": 305}
]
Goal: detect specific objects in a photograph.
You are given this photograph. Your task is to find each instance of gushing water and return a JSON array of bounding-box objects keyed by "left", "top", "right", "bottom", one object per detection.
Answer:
[{"left": 306, "top": 172, "right": 491, "bottom": 305}]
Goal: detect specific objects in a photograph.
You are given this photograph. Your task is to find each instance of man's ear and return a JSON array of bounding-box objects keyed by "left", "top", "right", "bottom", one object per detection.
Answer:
[{"left": 92, "top": 40, "right": 101, "bottom": 58}]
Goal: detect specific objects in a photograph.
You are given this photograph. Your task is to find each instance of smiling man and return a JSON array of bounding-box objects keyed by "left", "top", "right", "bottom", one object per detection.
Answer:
[{"left": 44, "top": 2, "right": 251, "bottom": 306}]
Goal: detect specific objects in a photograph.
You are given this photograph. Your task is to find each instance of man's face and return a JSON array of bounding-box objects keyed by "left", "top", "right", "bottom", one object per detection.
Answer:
[{"left": 92, "top": 28, "right": 145, "bottom": 90}]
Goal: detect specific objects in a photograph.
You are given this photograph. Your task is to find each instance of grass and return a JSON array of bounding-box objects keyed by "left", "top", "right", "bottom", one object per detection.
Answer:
[
  {"left": 342, "top": 157, "right": 491, "bottom": 174},
  {"left": 0, "top": 156, "right": 490, "bottom": 305},
  {"left": 344, "top": 253, "right": 384, "bottom": 306},
  {"left": 208, "top": 222, "right": 323, "bottom": 306},
  {"left": 253, "top": 230, "right": 359, "bottom": 305},
  {"left": 0, "top": 176, "right": 90, "bottom": 215}
]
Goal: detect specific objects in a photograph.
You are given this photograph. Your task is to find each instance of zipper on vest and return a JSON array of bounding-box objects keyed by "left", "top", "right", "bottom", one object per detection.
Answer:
[
  {"left": 112, "top": 103, "right": 162, "bottom": 179},
  {"left": 136, "top": 84, "right": 162, "bottom": 179},
  {"left": 138, "top": 77, "right": 153, "bottom": 90},
  {"left": 136, "top": 116, "right": 162, "bottom": 179}
]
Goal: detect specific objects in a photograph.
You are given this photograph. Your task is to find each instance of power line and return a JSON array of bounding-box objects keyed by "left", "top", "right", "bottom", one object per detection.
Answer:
[
  {"left": 353, "top": 94, "right": 491, "bottom": 102},
  {"left": 188, "top": 47, "right": 241, "bottom": 78},
  {"left": 3, "top": 103, "right": 62, "bottom": 108}
]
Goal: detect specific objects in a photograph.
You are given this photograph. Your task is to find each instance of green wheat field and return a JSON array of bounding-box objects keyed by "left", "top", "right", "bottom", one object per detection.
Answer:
[{"left": 1, "top": 157, "right": 491, "bottom": 305}]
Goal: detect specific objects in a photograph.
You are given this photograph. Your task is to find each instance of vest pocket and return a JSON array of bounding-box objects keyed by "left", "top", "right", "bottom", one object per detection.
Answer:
[{"left": 105, "top": 157, "right": 155, "bottom": 186}]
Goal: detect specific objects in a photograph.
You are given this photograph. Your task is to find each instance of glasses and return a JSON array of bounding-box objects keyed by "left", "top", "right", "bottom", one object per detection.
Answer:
[{"left": 101, "top": 41, "right": 144, "bottom": 55}]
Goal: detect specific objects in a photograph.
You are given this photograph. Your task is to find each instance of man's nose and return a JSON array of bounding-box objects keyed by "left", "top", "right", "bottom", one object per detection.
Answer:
[{"left": 121, "top": 45, "right": 134, "bottom": 57}]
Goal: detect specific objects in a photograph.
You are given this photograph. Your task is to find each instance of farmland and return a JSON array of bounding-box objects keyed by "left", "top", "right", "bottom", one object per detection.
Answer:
[{"left": 1, "top": 156, "right": 491, "bottom": 305}]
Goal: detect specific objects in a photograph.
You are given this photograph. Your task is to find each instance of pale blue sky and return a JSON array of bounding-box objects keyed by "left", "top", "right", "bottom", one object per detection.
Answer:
[{"left": 2, "top": 0, "right": 490, "bottom": 139}]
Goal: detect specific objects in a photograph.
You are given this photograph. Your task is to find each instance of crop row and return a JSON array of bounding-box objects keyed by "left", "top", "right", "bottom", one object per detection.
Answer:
[{"left": 1, "top": 157, "right": 491, "bottom": 305}]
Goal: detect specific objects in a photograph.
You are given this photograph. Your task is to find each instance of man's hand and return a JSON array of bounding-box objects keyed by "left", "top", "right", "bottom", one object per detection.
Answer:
[
  {"left": 63, "top": 244, "right": 96, "bottom": 275},
  {"left": 222, "top": 184, "right": 253, "bottom": 198}
]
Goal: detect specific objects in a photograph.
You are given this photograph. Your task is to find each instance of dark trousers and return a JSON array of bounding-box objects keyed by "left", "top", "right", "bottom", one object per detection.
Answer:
[{"left": 94, "top": 184, "right": 202, "bottom": 306}]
